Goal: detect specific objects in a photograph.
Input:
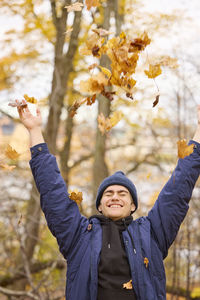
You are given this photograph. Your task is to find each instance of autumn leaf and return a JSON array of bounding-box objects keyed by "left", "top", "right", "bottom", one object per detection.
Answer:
[
  {"left": 65, "top": 2, "right": 84, "bottom": 12},
  {"left": 69, "top": 190, "right": 83, "bottom": 205},
  {"left": 98, "top": 111, "right": 123, "bottom": 135},
  {"left": 154, "top": 55, "right": 179, "bottom": 69},
  {"left": 86, "top": 0, "right": 101, "bottom": 10},
  {"left": 99, "top": 66, "right": 112, "bottom": 79},
  {"left": 80, "top": 73, "right": 108, "bottom": 94},
  {"left": 23, "top": 94, "right": 37, "bottom": 104},
  {"left": 5, "top": 145, "right": 20, "bottom": 160},
  {"left": 144, "top": 64, "right": 162, "bottom": 78},
  {"left": 130, "top": 31, "right": 151, "bottom": 52},
  {"left": 144, "top": 257, "right": 149, "bottom": 268},
  {"left": 86, "top": 94, "right": 96, "bottom": 105},
  {"left": 123, "top": 279, "right": 133, "bottom": 290},
  {"left": 177, "top": 139, "right": 194, "bottom": 159},
  {"left": 153, "top": 94, "right": 160, "bottom": 107},
  {"left": 92, "top": 28, "right": 111, "bottom": 37},
  {"left": 0, "top": 163, "right": 16, "bottom": 171}
]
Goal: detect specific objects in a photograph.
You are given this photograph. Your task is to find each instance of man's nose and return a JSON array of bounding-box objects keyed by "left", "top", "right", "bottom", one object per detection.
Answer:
[{"left": 111, "top": 193, "right": 120, "bottom": 200}]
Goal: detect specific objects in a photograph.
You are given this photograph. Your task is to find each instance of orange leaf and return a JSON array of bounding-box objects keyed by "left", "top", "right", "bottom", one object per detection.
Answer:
[
  {"left": 177, "top": 140, "right": 194, "bottom": 159},
  {"left": 5, "top": 145, "right": 20, "bottom": 160},
  {"left": 86, "top": 0, "right": 100, "bottom": 10},
  {"left": 123, "top": 279, "right": 133, "bottom": 290},
  {"left": 144, "top": 64, "right": 162, "bottom": 79},
  {"left": 69, "top": 190, "right": 83, "bottom": 205}
]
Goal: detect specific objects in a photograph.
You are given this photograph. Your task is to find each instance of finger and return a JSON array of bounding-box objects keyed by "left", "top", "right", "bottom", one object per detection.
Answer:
[{"left": 36, "top": 107, "right": 41, "bottom": 117}]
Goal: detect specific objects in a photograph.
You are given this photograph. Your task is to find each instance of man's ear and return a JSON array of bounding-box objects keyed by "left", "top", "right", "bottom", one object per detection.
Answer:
[
  {"left": 130, "top": 202, "right": 136, "bottom": 213},
  {"left": 98, "top": 204, "right": 102, "bottom": 213}
]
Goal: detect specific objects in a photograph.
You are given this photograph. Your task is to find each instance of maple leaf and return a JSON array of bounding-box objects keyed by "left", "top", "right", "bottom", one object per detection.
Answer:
[
  {"left": 144, "top": 64, "right": 162, "bottom": 79},
  {"left": 5, "top": 145, "right": 20, "bottom": 160},
  {"left": 69, "top": 190, "right": 83, "bottom": 205},
  {"left": 0, "top": 163, "right": 16, "bottom": 171},
  {"left": 23, "top": 94, "right": 37, "bottom": 104},
  {"left": 80, "top": 73, "right": 108, "bottom": 94},
  {"left": 65, "top": 2, "right": 84, "bottom": 12},
  {"left": 154, "top": 56, "right": 179, "bottom": 69},
  {"left": 86, "top": 0, "right": 100, "bottom": 10},
  {"left": 144, "top": 257, "right": 149, "bottom": 268},
  {"left": 177, "top": 140, "right": 194, "bottom": 159},
  {"left": 98, "top": 111, "right": 123, "bottom": 135},
  {"left": 99, "top": 66, "right": 112, "bottom": 79},
  {"left": 123, "top": 279, "right": 133, "bottom": 290},
  {"left": 130, "top": 32, "right": 151, "bottom": 52}
]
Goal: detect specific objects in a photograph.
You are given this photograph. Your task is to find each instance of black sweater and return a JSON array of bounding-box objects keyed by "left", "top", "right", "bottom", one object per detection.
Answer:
[{"left": 93, "top": 215, "right": 137, "bottom": 300}]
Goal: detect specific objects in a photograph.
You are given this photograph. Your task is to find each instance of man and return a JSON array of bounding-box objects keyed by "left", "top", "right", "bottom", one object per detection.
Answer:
[{"left": 17, "top": 101, "right": 200, "bottom": 300}]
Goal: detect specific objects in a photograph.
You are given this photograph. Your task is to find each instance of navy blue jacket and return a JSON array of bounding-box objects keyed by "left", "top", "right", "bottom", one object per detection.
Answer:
[{"left": 30, "top": 141, "right": 200, "bottom": 300}]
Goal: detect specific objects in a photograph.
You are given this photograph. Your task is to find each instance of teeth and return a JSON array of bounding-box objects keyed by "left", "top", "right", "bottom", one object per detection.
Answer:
[{"left": 110, "top": 205, "right": 121, "bottom": 208}]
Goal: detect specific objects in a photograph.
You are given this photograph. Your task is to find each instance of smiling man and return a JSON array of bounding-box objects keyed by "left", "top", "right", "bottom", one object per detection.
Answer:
[{"left": 17, "top": 102, "right": 200, "bottom": 300}]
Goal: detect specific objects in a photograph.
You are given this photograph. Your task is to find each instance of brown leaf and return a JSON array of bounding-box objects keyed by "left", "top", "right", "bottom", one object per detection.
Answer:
[
  {"left": 153, "top": 94, "right": 160, "bottom": 107},
  {"left": 177, "top": 140, "right": 194, "bottom": 159},
  {"left": 123, "top": 279, "right": 133, "bottom": 290},
  {"left": 5, "top": 145, "right": 20, "bottom": 160},
  {"left": 92, "top": 45, "right": 100, "bottom": 57}
]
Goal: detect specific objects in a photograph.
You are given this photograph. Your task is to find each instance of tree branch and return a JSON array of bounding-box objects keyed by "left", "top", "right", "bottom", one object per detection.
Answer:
[{"left": 0, "top": 286, "right": 40, "bottom": 300}]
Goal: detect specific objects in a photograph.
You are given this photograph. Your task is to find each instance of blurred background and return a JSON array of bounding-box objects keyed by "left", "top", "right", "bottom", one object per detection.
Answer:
[{"left": 0, "top": 0, "right": 200, "bottom": 299}]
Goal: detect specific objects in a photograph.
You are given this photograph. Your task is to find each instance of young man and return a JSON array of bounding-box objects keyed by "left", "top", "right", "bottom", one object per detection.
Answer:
[{"left": 17, "top": 102, "right": 200, "bottom": 300}]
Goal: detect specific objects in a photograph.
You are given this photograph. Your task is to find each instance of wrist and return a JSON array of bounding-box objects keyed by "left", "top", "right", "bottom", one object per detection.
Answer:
[{"left": 28, "top": 127, "right": 44, "bottom": 147}]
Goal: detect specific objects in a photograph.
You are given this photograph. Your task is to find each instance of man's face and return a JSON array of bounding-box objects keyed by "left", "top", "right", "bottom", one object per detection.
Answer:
[{"left": 98, "top": 185, "right": 135, "bottom": 221}]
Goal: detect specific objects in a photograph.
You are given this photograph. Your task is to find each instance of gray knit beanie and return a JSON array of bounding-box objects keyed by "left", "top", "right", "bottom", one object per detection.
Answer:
[{"left": 96, "top": 171, "right": 138, "bottom": 212}]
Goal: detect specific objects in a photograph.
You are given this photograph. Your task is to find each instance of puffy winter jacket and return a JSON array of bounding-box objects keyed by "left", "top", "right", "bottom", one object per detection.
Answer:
[{"left": 30, "top": 140, "right": 200, "bottom": 300}]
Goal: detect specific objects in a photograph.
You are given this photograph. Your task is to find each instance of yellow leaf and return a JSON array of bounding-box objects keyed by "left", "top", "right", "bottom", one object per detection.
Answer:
[
  {"left": 123, "top": 279, "right": 133, "bottom": 290},
  {"left": 144, "top": 64, "right": 162, "bottom": 78},
  {"left": 23, "top": 94, "right": 37, "bottom": 104},
  {"left": 110, "top": 111, "right": 123, "bottom": 127},
  {"left": 177, "top": 139, "right": 194, "bottom": 159},
  {"left": 5, "top": 145, "right": 20, "bottom": 160},
  {"left": 144, "top": 257, "right": 149, "bottom": 268}
]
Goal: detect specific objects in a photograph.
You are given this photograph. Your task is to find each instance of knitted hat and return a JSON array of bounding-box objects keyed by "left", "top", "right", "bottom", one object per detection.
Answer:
[{"left": 96, "top": 171, "right": 138, "bottom": 212}]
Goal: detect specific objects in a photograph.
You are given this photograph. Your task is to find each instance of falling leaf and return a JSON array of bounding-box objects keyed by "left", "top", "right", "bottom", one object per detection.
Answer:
[
  {"left": 69, "top": 190, "right": 83, "bottom": 205},
  {"left": 144, "top": 257, "right": 149, "bottom": 268},
  {"left": 153, "top": 94, "right": 160, "bottom": 107},
  {"left": 92, "top": 28, "right": 111, "bottom": 37},
  {"left": 123, "top": 279, "right": 133, "bottom": 290},
  {"left": 177, "top": 139, "right": 194, "bottom": 159},
  {"left": 65, "top": 2, "right": 84, "bottom": 12},
  {"left": 0, "top": 163, "right": 16, "bottom": 171},
  {"left": 86, "top": 0, "right": 100, "bottom": 10},
  {"left": 130, "top": 32, "right": 151, "bottom": 52},
  {"left": 98, "top": 111, "right": 123, "bottom": 135},
  {"left": 80, "top": 73, "right": 108, "bottom": 94},
  {"left": 146, "top": 172, "right": 151, "bottom": 179},
  {"left": 86, "top": 94, "right": 96, "bottom": 105},
  {"left": 23, "top": 94, "right": 37, "bottom": 104},
  {"left": 5, "top": 145, "right": 20, "bottom": 160},
  {"left": 99, "top": 66, "right": 112, "bottom": 79},
  {"left": 18, "top": 214, "right": 23, "bottom": 226},
  {"left": 144, "top": 64, "right": 162, "bottom": 79},
  {"left": 154, "top": 56, "right": 179, "bottom": 69}
]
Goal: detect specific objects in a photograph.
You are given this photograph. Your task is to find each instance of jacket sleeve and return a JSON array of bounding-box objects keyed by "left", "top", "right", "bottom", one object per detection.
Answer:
[
  {"left": 29, "top": 143, "right": 88, "bottom": 260},
  {"left": 147, "top": 140, "right": 200, "bottom": 258}
]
